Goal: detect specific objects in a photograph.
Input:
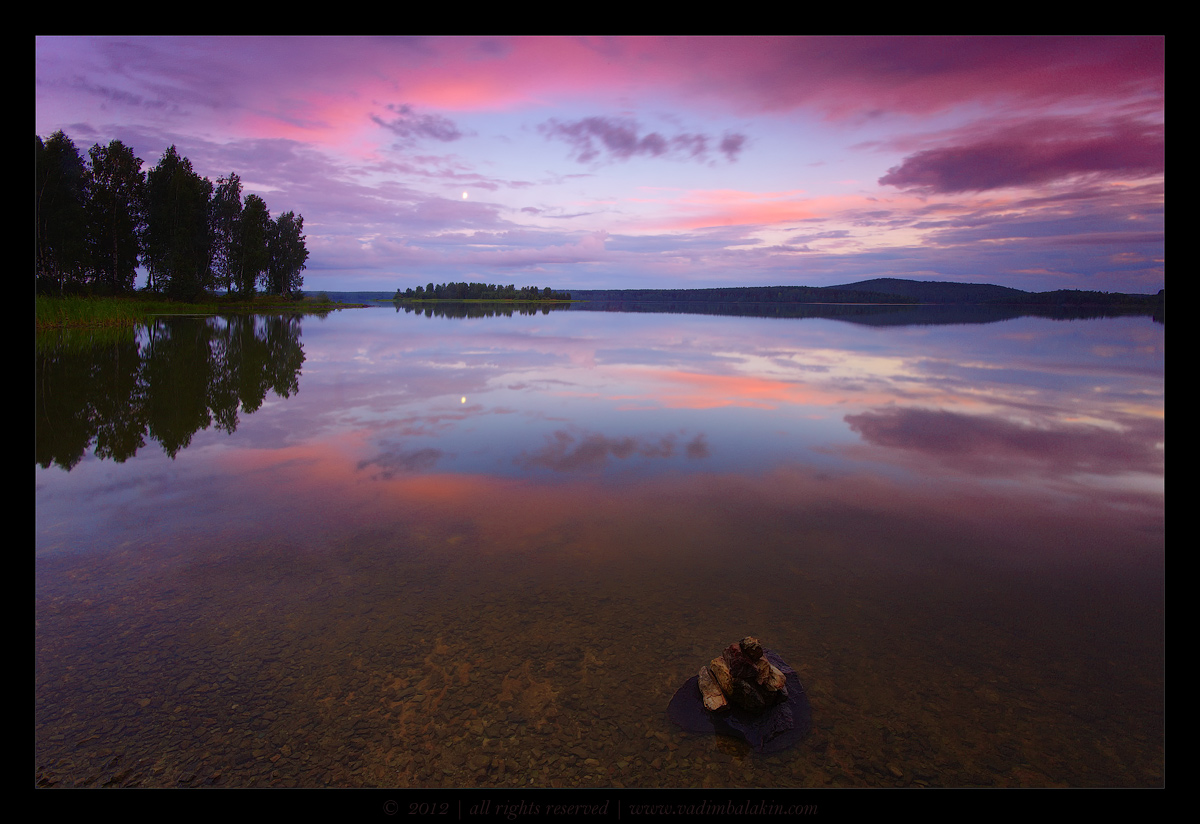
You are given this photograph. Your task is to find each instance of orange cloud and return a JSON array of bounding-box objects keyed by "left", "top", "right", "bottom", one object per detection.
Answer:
[
  {"left": 612, "top": 368, "right": 871, "bottom": 410},
  {"left": 638, "top": 191, "right": 926, "bottom": 232}
]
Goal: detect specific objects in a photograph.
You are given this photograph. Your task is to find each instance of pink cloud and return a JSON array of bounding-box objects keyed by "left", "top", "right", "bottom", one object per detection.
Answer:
[
  {"left": 879, "top": 117, "right": 1164, "bottom": 193},
  {"left": 639, "top": 190, "right": 928, "bottom": 232},
  {"left": 111, "top": 36, "right": 1163, "bottom": 140},
  {"left": 611, "top": 368, "right": 904, "bottom": 411},
  {"left": 404, "top": 37, "right": 1162, "bottom": 134},
  {"left": 426, "top": 36, "right": 1162, "bottom": 119},
  {"left": 686, "top": 35, "right": 1163, "bottom": 118},
  {"left": 427, "top": 36, "right": 1161, "bottom": 118}
]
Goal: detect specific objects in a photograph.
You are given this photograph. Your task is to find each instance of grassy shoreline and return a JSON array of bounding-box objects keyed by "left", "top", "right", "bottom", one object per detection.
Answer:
[{"left": 35, "top": 293, "right": 368, "bottom": 331}]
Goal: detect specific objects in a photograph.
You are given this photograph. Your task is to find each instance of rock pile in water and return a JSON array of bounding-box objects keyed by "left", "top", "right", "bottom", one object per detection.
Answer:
[{"left": 696, "top": 637, "right": 788, "bottom": 715}]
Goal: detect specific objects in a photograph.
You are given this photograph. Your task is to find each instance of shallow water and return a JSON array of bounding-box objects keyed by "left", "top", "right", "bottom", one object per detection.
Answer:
[{"left": 35, "top": 305, "right": 1164, "bottom": 788}]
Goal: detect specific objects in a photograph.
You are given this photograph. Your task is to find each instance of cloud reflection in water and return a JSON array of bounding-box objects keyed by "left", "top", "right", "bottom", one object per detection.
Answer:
[{"left": 515, "top": 430, "right": 709, "bottom": 473}]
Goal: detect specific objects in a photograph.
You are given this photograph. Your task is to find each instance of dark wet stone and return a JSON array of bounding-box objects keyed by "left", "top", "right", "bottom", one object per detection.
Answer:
[
  {"left": 667, "top": 649, "right": 811, "bottom": 753},
  {"left": 729, "top": 678, "right": 769, "bottom": 714}
]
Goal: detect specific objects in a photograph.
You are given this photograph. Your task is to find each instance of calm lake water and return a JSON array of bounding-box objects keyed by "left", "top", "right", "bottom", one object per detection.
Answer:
[{"left": 35, "top": 303, "right": 1164, "bottom": 789}]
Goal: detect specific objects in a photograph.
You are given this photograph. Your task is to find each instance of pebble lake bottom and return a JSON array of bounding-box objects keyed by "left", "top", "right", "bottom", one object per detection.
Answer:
[{"left": 35, "top": 469, "right": 1163, "bottom": 790}]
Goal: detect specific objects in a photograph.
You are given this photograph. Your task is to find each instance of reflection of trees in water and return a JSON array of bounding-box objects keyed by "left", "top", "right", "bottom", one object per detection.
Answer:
[
  {"left": 396, "top": 301, "right": 569, "bottom": 319},
  {"left": 36, "top": 314, "right": 305, "bottom": 470}
]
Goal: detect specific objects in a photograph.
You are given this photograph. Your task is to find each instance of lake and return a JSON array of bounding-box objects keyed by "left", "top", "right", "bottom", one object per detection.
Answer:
[{"left": 35, "top": 302, "right": 1165, "bottom": 789}]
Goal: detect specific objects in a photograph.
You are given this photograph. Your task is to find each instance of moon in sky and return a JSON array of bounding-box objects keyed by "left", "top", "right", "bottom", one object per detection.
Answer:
[{"left": 462, "top": 192, "right": 468, "bottom": 199}]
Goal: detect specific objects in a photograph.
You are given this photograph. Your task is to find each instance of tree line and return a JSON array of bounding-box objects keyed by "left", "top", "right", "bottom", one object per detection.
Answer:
[
  {"left": 833, "top": 278, "right": 1164, "bottom": 307},
  {"left": 395, "top": 281, "right": 572, "bottom": 301},
  {"left": 36, "top": 131, "right": 309, "bottom": 301}
]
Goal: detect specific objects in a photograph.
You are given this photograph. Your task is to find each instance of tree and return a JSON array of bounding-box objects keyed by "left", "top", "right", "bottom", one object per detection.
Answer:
[
  {"left": 265, "top": 211, "right": 308, "bottom": 296},
  {"left": 236, "top": 194, "right": 271, "bottom": 297},
  {"left": 36, "top": 131, "right": 90, "bottom": 293},
  {"left": 86, "top": 140, "right": 145, "bottom": 294},
  {"left": 143, "top": 146, "right": 214, "bottom": 300},
  {"left": 36, "top": 133, "right": 311, "bottom": 302},
  {"left": 210, "top": 173, "right": 243, "bottom": 294}
]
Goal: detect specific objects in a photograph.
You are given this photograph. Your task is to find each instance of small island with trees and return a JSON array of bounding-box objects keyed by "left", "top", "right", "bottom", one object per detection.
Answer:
[{"left": 394, "top": 282, "right": 572, "bottom": 302}]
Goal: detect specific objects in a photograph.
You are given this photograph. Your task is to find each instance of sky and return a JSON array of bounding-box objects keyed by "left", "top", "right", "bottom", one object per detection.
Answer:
[{"left": 34, "top": 35, "right": 1164, "bottom": 295}]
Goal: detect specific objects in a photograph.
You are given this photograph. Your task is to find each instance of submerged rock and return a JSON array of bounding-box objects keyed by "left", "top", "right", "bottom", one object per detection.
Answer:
[
  {"left": 667, "top": 642, "right": 811, "bottom": 753},
  {"left": 715, "top": 637, "right": 788, "bottom": 713},
  {"left": 697, "top": 665, "right": 727, "bottom": 712},
  {"left": 730, "top": 677, "right": 770, "bottom": 714},
  {"left": 763, "top": 662, "right": 788, "bottom": 695},
  {"left": 708, "top": 656, "right": 733, "bottom": 695}
]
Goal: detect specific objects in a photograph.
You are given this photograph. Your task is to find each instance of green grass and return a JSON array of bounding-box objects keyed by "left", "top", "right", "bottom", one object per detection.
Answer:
[
  {"left": 35, "top": 295, "right": 205, "bottom": 330},
  {"left": 35, "top": 293, "right": 354, "bottom": 331},
  {"left": 35, "top": 320, "right": 140, "bottom": 353}
]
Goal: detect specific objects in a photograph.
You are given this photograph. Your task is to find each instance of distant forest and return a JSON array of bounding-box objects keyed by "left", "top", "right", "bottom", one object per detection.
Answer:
[
  {"left": 570, "top": 278, "right": 1164, "bottom": 309},
  {"left": 394, "top": 281, "right": 572, "bottom": 301},
  {"left": 36, "top": 130, "right": 309, "bottom": 301}
]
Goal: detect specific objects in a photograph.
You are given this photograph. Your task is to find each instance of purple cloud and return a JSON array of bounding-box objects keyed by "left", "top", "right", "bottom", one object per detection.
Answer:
[
  {"left": 844, "top": 407, "right": 1162, "bottom": 477},
  {"left": 515, "top": 430, "right": 708, "bottom": 472},
  {"left": 357, "top": 447, "right": 447, "bottom": 477},
  {"left": 371, "top": 103, "right": 464, "bottom": 143},
  {"left": 538, "top": 116, "right": 745, "bottom": 164},
  {"left": 879, "top": 118, "right": 1164, "bottom": 193},
  {"left": 718, "top": 132, "right": 747, "bottom": 161}
]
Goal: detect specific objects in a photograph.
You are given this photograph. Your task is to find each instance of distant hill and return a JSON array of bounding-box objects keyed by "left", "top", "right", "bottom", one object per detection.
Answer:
[
  {"left": 567, "top": 284, "right": 918, "bottom": 305},
  {"left": 571, "top": 279, "right": 1162, "bottom": 309},
  {"left": 832, "top": 278, "right": 1030, "bottom": 304}
]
